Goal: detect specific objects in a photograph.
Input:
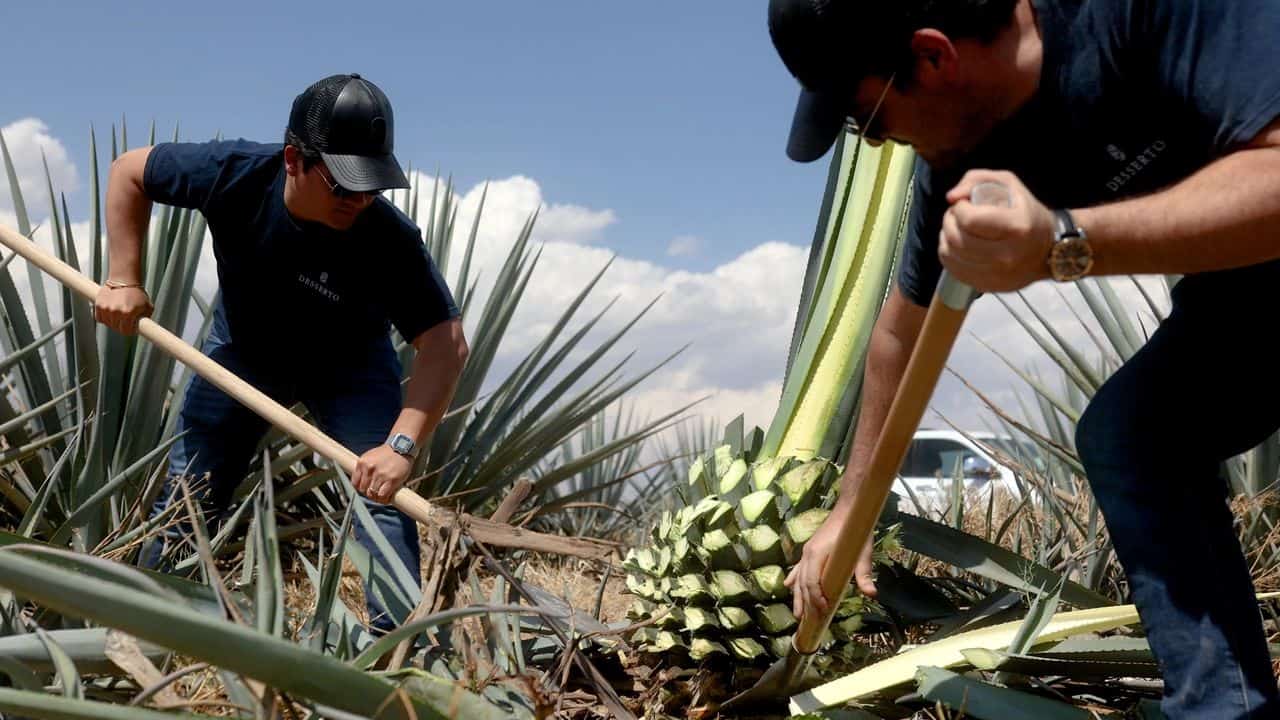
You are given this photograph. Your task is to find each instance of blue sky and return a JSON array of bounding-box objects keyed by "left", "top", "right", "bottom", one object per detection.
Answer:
[{"left": 4, "top": 0, "right": 829, "bottom": 272}]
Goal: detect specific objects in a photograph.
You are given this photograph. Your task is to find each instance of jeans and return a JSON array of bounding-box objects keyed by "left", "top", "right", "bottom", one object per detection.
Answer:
[
  {"left": 1076, "top": 262, "right": 1280, "bottom": 719},
  {"left": 140, "top": 303, "right": 420, "bottom": 634}
]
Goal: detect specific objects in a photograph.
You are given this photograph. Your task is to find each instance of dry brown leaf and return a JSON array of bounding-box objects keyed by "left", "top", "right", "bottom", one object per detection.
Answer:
[{"left": 104, "top": 629, "right": 183, "bottom": 707}]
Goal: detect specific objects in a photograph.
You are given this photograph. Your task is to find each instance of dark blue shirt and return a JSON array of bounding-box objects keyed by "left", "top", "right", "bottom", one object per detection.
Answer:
[
  {"left": 143, "top": 139, "right": 459, "bottom": 361},
  {"left": 899, "top": 0, "right": 1280, "bottom": 307}
]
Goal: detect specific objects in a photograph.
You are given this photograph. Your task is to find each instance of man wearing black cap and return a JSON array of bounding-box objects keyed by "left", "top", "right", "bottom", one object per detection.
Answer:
[
  {"left": 769, "top": 0, "right": 1280, "bottom": 716},
  {"left": 95, "top": 73, "right": 468, "bottom": 635}
]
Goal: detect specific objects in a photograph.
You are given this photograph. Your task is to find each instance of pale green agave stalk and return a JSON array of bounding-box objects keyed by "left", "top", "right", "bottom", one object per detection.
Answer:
[{"left": 623, "top": 133, "right": 916, "bottom": 666}]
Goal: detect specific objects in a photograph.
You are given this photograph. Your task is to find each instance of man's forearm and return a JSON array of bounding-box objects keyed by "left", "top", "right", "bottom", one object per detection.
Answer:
[
  {"left": 391, "top": 321, "right": 468, "bottom": 446},
  {"left": 1076, "top": 142, "right": 1280, "bottom": 277},
  {"left": 105, "top": 149, "right": 154, "bottom": 284},
  {"left": 392, "top": 357, "right": 462, "bottom": 445}
]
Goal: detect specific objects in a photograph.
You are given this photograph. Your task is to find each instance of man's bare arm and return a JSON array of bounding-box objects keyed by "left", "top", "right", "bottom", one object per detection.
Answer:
[
  {"left": 97, "top": 146, "right": 155, "bottom": 334},
  {"left": 392, "top": 318, "right": 469, "bottom": 447},
  {"left": 1077, "top": 117, "right": 1280, "bottom": 276},
  {"left": 105, "top": 147, "right": 154, "bottom": 286}
]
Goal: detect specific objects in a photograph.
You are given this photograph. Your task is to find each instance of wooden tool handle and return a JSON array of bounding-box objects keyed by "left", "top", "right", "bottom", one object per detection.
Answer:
[
  {"left": 793, "top": 180, "right": 1009, "bottom": 653},
  {"left": 794, "top": 279, "right": 970, "bottom": 652},
  {"left": 0, "top": 224, "right": 438, "bottom": 527}
]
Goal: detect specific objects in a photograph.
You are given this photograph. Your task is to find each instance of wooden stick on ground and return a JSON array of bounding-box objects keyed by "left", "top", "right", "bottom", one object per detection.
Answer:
[{"left": 489, "top": 478, "right": 533, "bottom": 524}]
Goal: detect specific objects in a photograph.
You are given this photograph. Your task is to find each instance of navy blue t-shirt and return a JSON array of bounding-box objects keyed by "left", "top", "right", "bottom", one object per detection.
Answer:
[
  {"left": 899, "top": 0, "right": 1280, "bottom": 307},
  {"left": 143, "top": 139, "right": 459, "bottom": 360}
]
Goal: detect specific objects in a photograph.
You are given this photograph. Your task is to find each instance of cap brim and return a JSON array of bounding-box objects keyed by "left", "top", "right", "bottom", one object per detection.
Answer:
[
  {"left": 786, "top": 88, "right": 847, "bottom": 163},
  {"left": 322, "top": 152, "right": 411, "bottom": 192}
]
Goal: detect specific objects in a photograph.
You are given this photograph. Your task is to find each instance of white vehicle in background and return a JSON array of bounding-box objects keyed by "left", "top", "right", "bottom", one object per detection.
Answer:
[{"left": 892, "top": 429, "right": 1044, "bottom": 512}]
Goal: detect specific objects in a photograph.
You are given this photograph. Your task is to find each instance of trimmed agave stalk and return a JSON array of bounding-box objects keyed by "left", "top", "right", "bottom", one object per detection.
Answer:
[
  {"left": 623, "top": 133, "right": 916, "bottom": 667},
  {"left": 624, "top": 450, "right": 901, "bottom": 664}
]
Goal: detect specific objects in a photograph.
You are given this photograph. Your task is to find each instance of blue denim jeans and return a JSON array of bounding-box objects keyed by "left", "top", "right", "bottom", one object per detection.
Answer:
[
  {"left": 140, "top": 304, "right": 420, "bottom": 634},
  {"left": 1076, "top": 263, "right": 1280, "bottom": 719}
]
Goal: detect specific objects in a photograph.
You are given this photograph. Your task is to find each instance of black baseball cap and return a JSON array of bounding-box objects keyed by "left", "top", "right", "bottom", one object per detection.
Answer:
[
  {"left": 768, "top": 0, "right": 899, "bottom": 162},
  {"left": 287, "top": 73, "right": 411, "bottom": 192}
]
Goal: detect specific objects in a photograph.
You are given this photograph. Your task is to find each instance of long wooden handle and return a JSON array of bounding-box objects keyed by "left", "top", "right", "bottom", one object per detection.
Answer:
[
  {"left": 0, "top": 224, "right": 438, "bottom": 526},
  {"left": 794, "top": 277, "right": 971, "bottom": 652},
  {"left": 793, "top": 180, "right": 1008, "bottom": 653}
]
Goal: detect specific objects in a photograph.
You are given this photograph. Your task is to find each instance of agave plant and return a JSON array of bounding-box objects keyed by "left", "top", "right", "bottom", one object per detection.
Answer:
[
  {"left": 394, "top": 178, "right": 696, "bottom": 509},
  {"left": 620, "top": 131, "right": 915, "bottom": 668},
  {"left": 0, "top": 476, "right": 547, "bottom": 718},
  {"left": 519, "top": 403, "right": 667, "bottom": 542}
]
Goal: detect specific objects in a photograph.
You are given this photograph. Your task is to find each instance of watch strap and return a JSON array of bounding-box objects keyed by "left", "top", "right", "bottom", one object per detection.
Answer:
[
  {"left": 387, "top": 432, "right": 416, "bottom": 458},
  {"left": 1053, "top": 208, "right": 1079, "bottom": 240},
  {"left": 1048, "top": 207, "right": 1093, "bottom": 282}
]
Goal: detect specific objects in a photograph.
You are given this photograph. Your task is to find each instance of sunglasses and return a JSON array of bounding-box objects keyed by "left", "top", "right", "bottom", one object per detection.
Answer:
[
  {"left": 314, "top": 164, "right": 374, "bottom": 200},
  {"left": 847, "top": 72, "right": 895, "bottom": 143}
]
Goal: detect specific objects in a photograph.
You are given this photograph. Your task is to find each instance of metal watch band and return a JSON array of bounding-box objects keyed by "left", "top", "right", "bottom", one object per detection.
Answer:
[
  {"left": 387, "top": 433, "right": 416, "bottom": 458},
  {"left": 1053, "top": 208, "right": 1079, "bottom": 240}
]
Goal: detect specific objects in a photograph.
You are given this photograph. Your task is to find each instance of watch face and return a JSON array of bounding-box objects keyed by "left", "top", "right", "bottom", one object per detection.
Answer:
[
  {"left": 390, "top": 435, "right": 413, "bottom": 454},
  {"left": 1052, "top": 237, "right": 1094, "bottom": 280}
]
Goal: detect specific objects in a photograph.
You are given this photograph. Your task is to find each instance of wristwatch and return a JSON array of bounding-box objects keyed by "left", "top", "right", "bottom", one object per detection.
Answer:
[
  {"left": 386, "top": 432, "right": 416, "bottom": 459},
  {"left": 1047, "top": 209, "right": 1094, "bottom": 282}
]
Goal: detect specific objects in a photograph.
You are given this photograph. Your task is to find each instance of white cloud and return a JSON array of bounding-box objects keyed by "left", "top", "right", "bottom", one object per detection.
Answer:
[
  {"left": 667, "top": 234, "right": 702, "bottom": 257},
  {"left": 0, "top": 118, "right": 79, "bottom": 216},
  {"left": 629, "top": 375, "right": 785, "bottom": 439},
  {"left": 410, "top": 175, "right": 616, "bottom": 248},
  {"left": 536, "top": 202, "right": 617, "bottom": 245},
  {"left": 387, "top": 174, "right": 808, "bottom": 435}
]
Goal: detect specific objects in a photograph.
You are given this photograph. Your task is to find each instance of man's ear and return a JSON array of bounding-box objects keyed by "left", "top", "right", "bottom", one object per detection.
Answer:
[
  {"left": 283, "top": 145, "right": 303, "bottom": 177},
  {"left": 910, "top": 29, "right": 960, "bottom": 90}
]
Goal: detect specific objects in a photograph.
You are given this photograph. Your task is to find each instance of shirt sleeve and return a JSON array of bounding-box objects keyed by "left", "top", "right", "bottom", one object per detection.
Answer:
[
  {"left": 1140, "top": 0, "right": 1280, "bottom": 152},
  {"left": 896, "top": 156, "right": 948, "bottom": 308},
  {"left": 386, "top": 235, "right": 461, "bottom": 344},
  {"left": 142, "top": 140, "right": 244, "bottom": 211}
]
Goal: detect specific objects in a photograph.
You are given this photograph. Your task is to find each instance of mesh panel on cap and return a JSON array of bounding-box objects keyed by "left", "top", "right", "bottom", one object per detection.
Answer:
[{"left": 294, "top": 75, "right": 349, "bottom": 150}]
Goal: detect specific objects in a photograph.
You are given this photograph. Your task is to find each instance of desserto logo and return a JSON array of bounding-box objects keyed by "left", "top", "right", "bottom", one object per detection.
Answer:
[
  {"left": 298, "top": 273, "right": 341, "bottom": 303},
  {"left": 320, "top": 271, "right": 329, "bottom": 284},
  {"left": 1106, "top": 140, "right": 1167, "bottom": 193},
  {"left": 1106, "top": 144, "right": 1126, "bottom": 162}
]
